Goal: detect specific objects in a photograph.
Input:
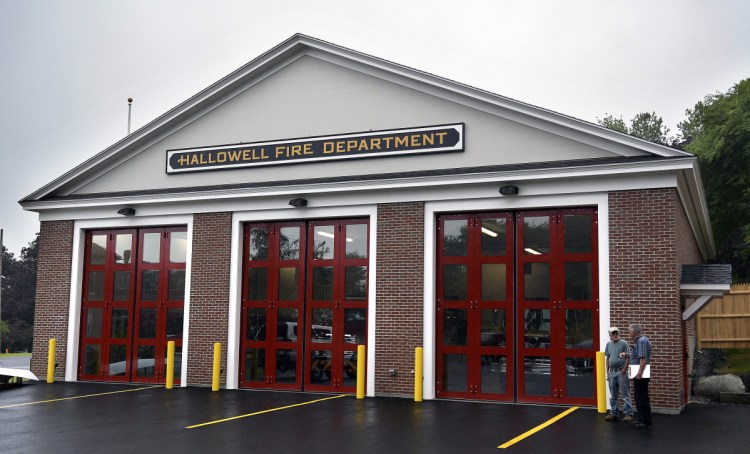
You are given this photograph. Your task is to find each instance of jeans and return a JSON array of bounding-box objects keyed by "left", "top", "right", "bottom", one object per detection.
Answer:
[
  {"left": 633, "top": 378, "right": 652, "bottom": 426},
  {"left": 608, "top": 370, "right": 633, "bottom": 416}
]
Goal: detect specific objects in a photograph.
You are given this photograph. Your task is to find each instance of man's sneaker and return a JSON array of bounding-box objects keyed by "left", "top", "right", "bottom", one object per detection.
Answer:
[
  {"left": 605, "top": 414, "right": 618, "bottom": 421},
  {"left": 633, "top": 423, "right": 652, "bottom": 429},
  {"left": 622, "top": 415, "right": 634, "bottom": 423}
]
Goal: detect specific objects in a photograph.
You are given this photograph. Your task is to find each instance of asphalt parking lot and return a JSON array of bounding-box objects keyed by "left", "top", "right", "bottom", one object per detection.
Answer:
[{"left": 1, "top": 382, "right": 748, "bottom": 453}]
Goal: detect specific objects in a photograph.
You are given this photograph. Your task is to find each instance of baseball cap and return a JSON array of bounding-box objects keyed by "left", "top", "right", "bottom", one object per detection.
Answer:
[{"left": 608, "top": 327, "right": 619, "bottom": 334}]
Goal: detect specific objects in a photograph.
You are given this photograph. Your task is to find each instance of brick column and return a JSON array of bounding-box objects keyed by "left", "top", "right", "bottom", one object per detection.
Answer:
[
  {"left": 609, "top": 189, "right": 684, "bottom": 412},
  {"left": 31, "top": 220, "right": 74, "bottom": 380},
  {"left": 186, "top": 212, "right": 232, "bottom": 386},
  {"left": 375, "top": 202, "right": 424, "bottom": 396}
]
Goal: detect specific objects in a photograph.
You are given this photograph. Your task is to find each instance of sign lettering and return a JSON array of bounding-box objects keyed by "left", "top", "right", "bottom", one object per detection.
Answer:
[{"left": 166, "top": 123, "right": 464, "bottom": 174}]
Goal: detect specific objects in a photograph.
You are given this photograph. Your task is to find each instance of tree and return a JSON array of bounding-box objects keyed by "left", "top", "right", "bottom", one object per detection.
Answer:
[
  {"left": 679, "top": 79, "right": 750, "bottom": 281},
  {"left": 597, "top": 114, "right": 629, "bottom": 134},
  {"left": 1, "top": 233, "right": 38, "bottom": 352},
  {"left": 597, "top": 111, "right": 673, "bottom": 145}
]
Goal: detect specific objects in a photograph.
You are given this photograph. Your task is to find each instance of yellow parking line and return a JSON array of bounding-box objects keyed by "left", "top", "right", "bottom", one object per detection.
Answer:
[
  {"left": 0, "top": 386, "right": 159, "bottom": 409},
  {"left": 497, "top": 406, "right": 579, "bottom": 449},
  {"left": 187, "top": 394, "right": 348, "bottom": 429}
]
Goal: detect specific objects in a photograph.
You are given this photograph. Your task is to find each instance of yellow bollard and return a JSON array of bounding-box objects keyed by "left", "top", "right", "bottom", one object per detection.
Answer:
[
  {"left": 212, "top": 343, "right": 221, "bottom": 392},
  {"left": 356, "top": 345, "right": 366, "bottom": 399},
  {"left": 166, "top": 341, "right": 175, "bottom": 389},
  {"left": 596, "top": 351, "right": 607, "bottom": 413},
  {"left": 46, "top": 338, "right": 56, "bottom": 384},
  {"left": 414, "top": 347, "right": 423, "bottom": 402}
]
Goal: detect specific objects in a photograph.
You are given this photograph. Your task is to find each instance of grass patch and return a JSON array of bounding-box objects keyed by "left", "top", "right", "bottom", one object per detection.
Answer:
[
  {"left": 0, "top": 353, "right": 32, "bottom": 358},
  {"left": 716, "top": 349, "right": 750, "bottom": 375}
]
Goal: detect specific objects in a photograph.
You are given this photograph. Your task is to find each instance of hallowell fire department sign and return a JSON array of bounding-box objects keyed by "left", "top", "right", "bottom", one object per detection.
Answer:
[{"left": 166, "top": 123, "right": 464, "bottom": 173}]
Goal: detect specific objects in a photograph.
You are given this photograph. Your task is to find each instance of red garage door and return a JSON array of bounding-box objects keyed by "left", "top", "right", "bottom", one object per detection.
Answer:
[{"left": 436, "top": 208, "right": 598, "bottom": 405}]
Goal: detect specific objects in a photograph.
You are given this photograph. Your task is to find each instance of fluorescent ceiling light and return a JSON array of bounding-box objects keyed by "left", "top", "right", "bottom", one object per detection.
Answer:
[
  {"left": 524, "top": 248, "right": 542, "bottom": 255},
  {"left": 481, "top": 227, "right": 498, "bottom": 238}
]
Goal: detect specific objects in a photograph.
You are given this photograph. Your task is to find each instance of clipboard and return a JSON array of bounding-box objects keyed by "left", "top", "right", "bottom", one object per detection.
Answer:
[{"left": 629, "top": 364, "right": 651, "bottom": 379}]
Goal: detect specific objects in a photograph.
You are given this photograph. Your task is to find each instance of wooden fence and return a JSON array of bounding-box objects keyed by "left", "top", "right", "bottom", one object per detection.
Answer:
[{"left": 697, "top": 283, "right": 750, "bottom": 349}]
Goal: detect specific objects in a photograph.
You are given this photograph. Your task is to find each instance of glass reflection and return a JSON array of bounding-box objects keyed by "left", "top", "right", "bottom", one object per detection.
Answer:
[
  {"left": 310, "top": 349, "right": 332, "bottom": 385},
  {"left": 109, "top": 345, "right": 127, "bottom": 376},
  {"left": 481, "top": 355, "right": 506, "bottom": 394},
  {"left": 481, "top": 264, "right": 506, "bottom": 301},
  {"left": 142, "top": 233, "right": 161, "bottom": 264},
  {"left": 245, "top": 349, "right": 265, "bottom": 382},
  {"left": 250, "top": 228, "right": 269, "bottom": 261},
  {"left": 248, "top": 268, "right": 268, "bottom": 300},
  {"left": 110, "top": 309, "right": 128, "bottom": 338},
  {"left": 481, "top": 218, "right": 506, "bottom": 256},
  {"left": 311, "top": 308, "right": 333, "bottom": 343},
  {"left": 345, "top": 266, "right": 367, "bottom": 300},
  {"left": 443, "top": 264, "right": 467, "bottom": 301},
  {"left": 84, "top": 344, "right": 101, "bottom": 375},
  {"left": 565, "top": 262, "right": 593, "bottom": 300},
  {"left": 247, "top": 308, "right": 266, "bottom": 341},
  {"left": 278, "top": 267, "right": 298, "bottom": 301},
  {"left": 170, "top": 231, "right": 188, "bottom": 263},
  {"left": 173, "top": 346, "right": 183, "bottom": 379},
  {"left": 277, "top": 308, "right": 298, "bottom": 341},
  {"left": 136, "top": 346, "right": 156, "bottom": 377},
  {"left": 346, "top": 224, "right": 368, "bottom": 259},
  {"left": 168, "top": 270, "right": 186, "bottom": 301},
  {"left": 566, "top": 357, "right": 595, "bottom": 398},
  {"left": 166, "top": 308, "right": 184, "bottom": 338},
  {"left": 314, "top": 226, "right": 335, "bottom": 260},
  {"left": 443, "top": 219, "right": 468, "bottom": 256},
  {"left": 344, "top": 308, "right": 366, "bottom": 344},
  {"left": 565, "top": 309, "right": 593, "bottom": 348},
  {"left": 564, "top": 214, "right": 593, "bottom": 254},
  {"left": 524, "top": 356, "right": 551, "bottom": 396},
  {"left": 90, "top": 235, "right": 107, "bottom": 265},
  {"left": 115, "top": 234, "right": 132, "bottom": 264},
  {"left": 312, "top": 267, "right": 334, "bottom": 301},
  {"left": 139, "top": 308, "right": 157, "bottom": 338},
  {"left": 88, "top": 271, "right": 105, "bottom": 301},
  {"left": 443, "top": 309, "right": 467, "bottom": 346},
  {"left": 343, "top": 350, "right": 358, "bottom": 388},
  {"left": 140, "top": 270, "right": 159, "bottom": 301},
  {"left": 524, "top": 216, "right": 550, "bottom": 255},
  {"left": 443, "top": 354, "right": 467, "bottom": 392},
  {"left": 524, "top": 263, "right": 550, "bottom": 300},
  {"left": 275, "top": 349, "right": 296, "bottom": 384},
  {"left": 86, "top": 308, "right": 103, "bottom": 337},
  {"left": 113, "top": 271, "right": 131, "bottom": 301},
  {"left": 523, "top": 309, "right": 551, "bottom": 348},
  {"left": 279, "top": 227, "right": 301, "bottom": 260},
  {"left": 481, "top": 309, "right": 506, "bottom": 347}
]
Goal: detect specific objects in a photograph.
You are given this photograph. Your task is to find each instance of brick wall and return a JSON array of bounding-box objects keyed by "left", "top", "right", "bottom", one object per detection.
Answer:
[
  {"left": 186, "top": 212, "right": 232, "bottom": 386},
  {"left": 609, "top": 188, "right": 690, "bottom": 412},
  {"left": 31, "top": 220, "right": 74, "bottom": 380},
  {"left": 375, "top": 202, "right": 424, "bottom": 396}
]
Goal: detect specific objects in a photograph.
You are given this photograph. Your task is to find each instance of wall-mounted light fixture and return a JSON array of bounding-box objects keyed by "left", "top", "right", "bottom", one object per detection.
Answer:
[
  {"left": 289, "top": 198, "right": 308, "bottom": 208},
  {"left": 499, "top": 185, "right": 519, "bottom": 196},
  {"left": 117, "top": 207, "right": 136, "bottom": 216}
]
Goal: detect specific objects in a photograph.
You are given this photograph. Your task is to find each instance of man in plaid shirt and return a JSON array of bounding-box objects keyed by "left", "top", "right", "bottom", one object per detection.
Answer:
[{"left": 625, "top": 323, "right": 652, "bottom": 429}]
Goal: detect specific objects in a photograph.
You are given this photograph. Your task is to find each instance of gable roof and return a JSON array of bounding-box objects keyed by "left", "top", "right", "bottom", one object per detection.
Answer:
[
  {"left": 18, "top": 34, "right": 714, "bottom": 259},
  {"left": 21, "top": 33, "right": 691, "bottom": 204}
]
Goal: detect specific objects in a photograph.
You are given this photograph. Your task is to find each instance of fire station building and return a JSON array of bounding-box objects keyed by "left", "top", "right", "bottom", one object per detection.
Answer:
[{"left": 21, "top": 34, "right": 723, "bottom": 413}]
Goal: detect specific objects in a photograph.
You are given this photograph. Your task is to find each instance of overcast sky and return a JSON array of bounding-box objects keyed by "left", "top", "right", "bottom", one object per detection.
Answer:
[{"left": 1, "top": 0, "right": 748, "bottom": 254}]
